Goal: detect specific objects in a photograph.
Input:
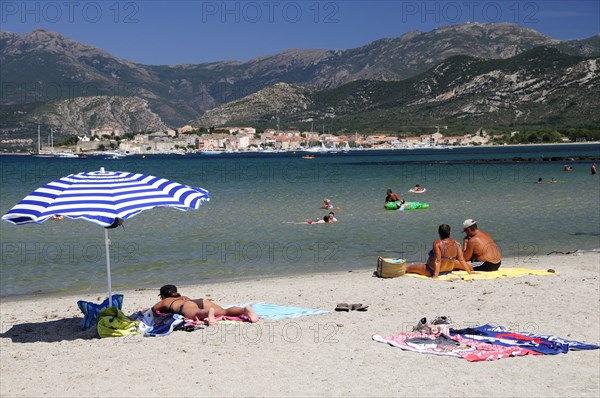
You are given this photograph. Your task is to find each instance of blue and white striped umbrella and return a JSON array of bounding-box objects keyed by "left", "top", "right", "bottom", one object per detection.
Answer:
[
  {"left": 2, "top": 167, "right": 209, "bottom": 227},
  {"left": 2, "top": 167, "right": 209, "bottom": 303}
]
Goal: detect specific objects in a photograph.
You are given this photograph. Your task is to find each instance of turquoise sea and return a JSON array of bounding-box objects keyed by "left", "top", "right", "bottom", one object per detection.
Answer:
[{"left": 1, "top": 144, "right": 599, "bottom": 298}]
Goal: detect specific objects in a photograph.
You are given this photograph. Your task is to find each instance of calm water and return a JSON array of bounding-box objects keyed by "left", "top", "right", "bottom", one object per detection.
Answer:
[{"left": 1, "top": 144, "right": 599, "bottom": 297}]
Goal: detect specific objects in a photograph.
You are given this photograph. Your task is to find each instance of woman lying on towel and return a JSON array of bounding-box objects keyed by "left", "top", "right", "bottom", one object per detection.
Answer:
[
  {"left": 406, "top": 224, "right": 475, "bottom": 279},
  {"left": 152, "top": 284, "right": 259, "bottom": 326}
]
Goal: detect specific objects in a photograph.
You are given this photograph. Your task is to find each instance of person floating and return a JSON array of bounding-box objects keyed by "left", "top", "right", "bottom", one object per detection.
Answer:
[
  {"left": 152, "top": 284, "right": 259, "bottom": 325},
  {"left": 409, "top": 184, "right": 427, "bottom": 193},
  {"left": 563, "top": 165, "right": 573, "bottom": 171},
  {"left": 461, "top": 219, "right": 502, "bottom": 272}
]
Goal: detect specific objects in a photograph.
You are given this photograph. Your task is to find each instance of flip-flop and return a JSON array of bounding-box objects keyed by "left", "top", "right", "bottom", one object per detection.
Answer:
[
  {"left": 350, "top": 304, "right": 369, "bottom": 311},
  {"left": 431, "top": 315, "right": 453, "bottom": 325},
  {"left": 335, "top": 303, "right": 350, "bottom": 312}
]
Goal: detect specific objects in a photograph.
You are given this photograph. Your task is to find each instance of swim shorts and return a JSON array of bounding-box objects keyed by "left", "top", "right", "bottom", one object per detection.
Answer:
[{"left": 471, "top": 260, "right": 501, "bottom": 272}]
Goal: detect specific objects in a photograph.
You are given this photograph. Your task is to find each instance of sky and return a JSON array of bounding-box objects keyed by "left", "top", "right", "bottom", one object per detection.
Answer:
[{"left": 1, "top": 0, "right": 599, "bottom": 65}]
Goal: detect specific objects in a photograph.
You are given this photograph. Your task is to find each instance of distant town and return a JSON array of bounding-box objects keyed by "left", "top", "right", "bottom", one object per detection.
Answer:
[{"left": 1, "top": 125, "right": 594, "bottom": 156}]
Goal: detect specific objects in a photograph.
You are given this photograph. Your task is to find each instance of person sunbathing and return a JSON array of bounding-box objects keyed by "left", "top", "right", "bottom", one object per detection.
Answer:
[
  {"left": 406, "top": 224, "right": 474, "bottom": 279},
  {"left": 152, "top": 284, "right": 259, "bottom": 325}
]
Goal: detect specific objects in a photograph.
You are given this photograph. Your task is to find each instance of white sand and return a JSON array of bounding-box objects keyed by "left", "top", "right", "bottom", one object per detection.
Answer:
[{"left": 1, "top": 251, "right": 599, "bottom": 397}]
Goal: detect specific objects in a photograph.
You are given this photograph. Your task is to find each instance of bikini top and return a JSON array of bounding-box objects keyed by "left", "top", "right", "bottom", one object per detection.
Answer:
[
  {"left": 167, "top": 298, "right": 189, "bottom": 314},
  {"left": 440, "top": 240, "right": 460, "bottom": 260}
]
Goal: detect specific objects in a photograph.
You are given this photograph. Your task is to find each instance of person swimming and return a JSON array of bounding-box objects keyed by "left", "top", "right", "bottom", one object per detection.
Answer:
[
  {"left": 308, "top": 212, "right": 338, "bottom": 224},
  {"left": 320, "top": 198, "right": 340, "bottom": 210}
]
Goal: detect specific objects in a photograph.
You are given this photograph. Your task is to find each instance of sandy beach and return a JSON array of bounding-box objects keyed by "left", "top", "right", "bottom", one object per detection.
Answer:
[{"left": 1, "top": 251, "right": 599, "bottom": 397}]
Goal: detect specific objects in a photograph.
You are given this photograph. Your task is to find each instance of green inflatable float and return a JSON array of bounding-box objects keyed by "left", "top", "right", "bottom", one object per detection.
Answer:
[{"left": 385, "top": 201, "right": 429, "bottom": 210}]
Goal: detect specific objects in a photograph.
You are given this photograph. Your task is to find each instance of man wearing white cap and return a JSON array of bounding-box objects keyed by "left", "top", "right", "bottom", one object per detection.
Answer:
[{"left": 461, "top": 219, "right": 502, "bottom": 271}]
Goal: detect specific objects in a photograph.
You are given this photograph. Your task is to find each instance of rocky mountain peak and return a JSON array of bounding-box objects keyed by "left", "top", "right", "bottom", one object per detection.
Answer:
[
  {"left": 197, "top": 82, "right": 312, "bottom": 127},
  {"left": 1, "top": 22, "right": 599, "bottom": 128}
]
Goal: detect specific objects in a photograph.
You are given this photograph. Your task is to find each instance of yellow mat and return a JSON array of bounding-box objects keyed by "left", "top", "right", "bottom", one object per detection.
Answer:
[{"left": 404, "top": 268, "right": 559, "bottom": 281}]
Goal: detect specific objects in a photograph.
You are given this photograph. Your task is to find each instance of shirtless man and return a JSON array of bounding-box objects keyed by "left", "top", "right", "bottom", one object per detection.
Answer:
[
  {"left": 384, "top": 188, "right": 403, "bottom": 208},
  {"left": 152, "top": 284, "right": 259, "bottom": 325},
  {"left": 461, "top": 219, "right": 502, "bottom": 271},
  {"left": 309, "top": 211, "right": 338, "bottom": 224}
]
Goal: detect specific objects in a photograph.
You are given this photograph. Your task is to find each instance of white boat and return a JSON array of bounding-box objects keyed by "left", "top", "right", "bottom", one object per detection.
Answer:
[
  {"left": 103, "top": 151, "right": 127, "bottom": 159},
  {"left": 304, "top": 146, "right": 322, "bottom": 153},
  {"left": 343, "top": 142, "right": 351, "bottom": 152},
  {"left": 32, "top": 151, "right": 54, "bottom": 158},
  {"left": 53, "top": 151, "right": 78, "bottom": 158},
  {"left": 200, "top": 150, "right": 222, "bottom": 155},
  {"left": 31, "top": 126, "right": 79, "bottom": 158}
]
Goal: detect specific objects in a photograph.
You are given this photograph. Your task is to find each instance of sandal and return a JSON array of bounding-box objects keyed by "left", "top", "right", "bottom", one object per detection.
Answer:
[
  {"left": 335, "top": 303, "right": 350, "bottom": 312},
  {"left": 431, "top": 315, "right": 453, "bottom": 325},
  {"left": 412, "top": 317, "right": 432, "bottom": 333},
  {"left": 350, "top": 303, "right": 369, "bottom": 311}
]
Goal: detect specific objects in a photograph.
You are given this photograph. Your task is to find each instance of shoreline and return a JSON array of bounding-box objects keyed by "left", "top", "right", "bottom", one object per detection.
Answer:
[
  {"left": 1, "top": 141, "right": 599, "bottom": 157},
  {"left": 1, "top": 247, "right": 599, "bottom": 302},
  {"left": 1, "top": 251, "right": 599, "bottom": 397}
]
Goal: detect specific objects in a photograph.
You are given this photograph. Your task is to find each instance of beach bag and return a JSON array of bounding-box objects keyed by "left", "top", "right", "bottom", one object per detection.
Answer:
[
  {"left": 97, "top": 307, "right": 140, "bottom": 338},
  {"left": 376, "top": 257, "right": 406, "bottom": 278},
  {"left": 77, "top": 294, "right": 124, "bottom": 330}
]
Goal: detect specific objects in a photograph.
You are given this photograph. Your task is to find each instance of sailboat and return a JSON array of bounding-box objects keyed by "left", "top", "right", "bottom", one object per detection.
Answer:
[
  {"left": 304, "top": 142, "right": 325, "bottom": 153},
  {"left": 343, "top": 142, "right": 351, "bottom": 153},
  {"left": 53, "top": 151, "right": 78, "bottom": 158},
  {"left": 31, "top": 125, "right": 78, "bottom": 158},
  {"left": 32, "top": 125, "right": 54, "bottom": 157}
]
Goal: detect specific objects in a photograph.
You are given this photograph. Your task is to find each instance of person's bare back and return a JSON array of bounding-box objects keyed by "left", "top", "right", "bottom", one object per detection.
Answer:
[{"left": 462, "top": 220, "right": 501, "bottom": 269}]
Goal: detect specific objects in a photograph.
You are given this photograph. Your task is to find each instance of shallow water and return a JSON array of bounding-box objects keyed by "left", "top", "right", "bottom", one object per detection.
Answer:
[{"left": 1, "top": 144, "right": 599, "bottom": 297}]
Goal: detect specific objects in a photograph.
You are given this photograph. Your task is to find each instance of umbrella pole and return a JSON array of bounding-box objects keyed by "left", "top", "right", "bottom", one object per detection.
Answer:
[{"left": 104, "top": 229, "right": 113, "bottom": 305}]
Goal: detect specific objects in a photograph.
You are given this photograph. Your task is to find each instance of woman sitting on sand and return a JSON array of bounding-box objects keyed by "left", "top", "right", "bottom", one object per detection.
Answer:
[
  {"left": 406, "top": 224, "right": 474, "bottom": 279},
  {"left": 152, "top": 284, "right": 259, "bottom": 325}
]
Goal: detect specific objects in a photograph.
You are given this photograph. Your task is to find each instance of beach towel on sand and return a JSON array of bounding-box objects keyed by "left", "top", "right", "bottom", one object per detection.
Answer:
[
  {"left": 128, "top": 304, "right": 330, "bottom": 333},
  {"left": 231, "top": 302, "right": 330, "bottom": 320},
  {"left": 130, "top": 309, "right": 185, "bottom": 336},
  {"left": 372, "top": 332, "right": 539, "bottom": 362},
  {"left": 450, "top": 324, "right": 599, "bottom": 354},
  {"left": 404, "top": 268, "right": 558, "bottom": 281}
]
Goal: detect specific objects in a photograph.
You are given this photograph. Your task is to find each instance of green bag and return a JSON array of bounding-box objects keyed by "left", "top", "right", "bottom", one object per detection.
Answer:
[{"left": 97, "top": 306, "right": 139, "bottom": 338}]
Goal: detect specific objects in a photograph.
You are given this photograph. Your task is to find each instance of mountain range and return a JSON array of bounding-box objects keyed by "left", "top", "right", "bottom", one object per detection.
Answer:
[
  {"left": 198, "top": 47, "right": 599, "bottom": 132},
  {"left": 1, "top": 23, "right": 599, "bottom": 139}
]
